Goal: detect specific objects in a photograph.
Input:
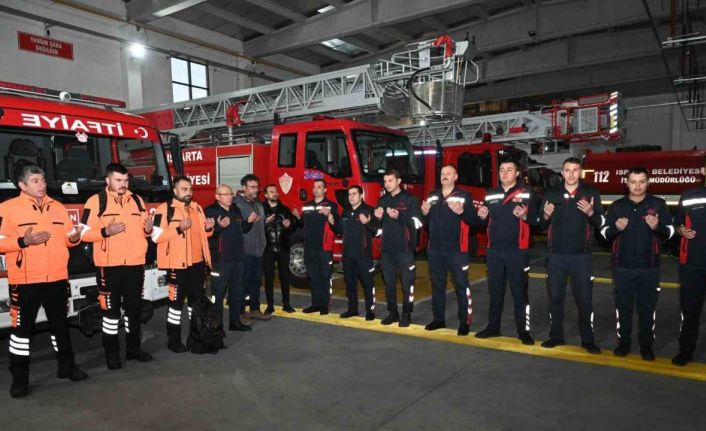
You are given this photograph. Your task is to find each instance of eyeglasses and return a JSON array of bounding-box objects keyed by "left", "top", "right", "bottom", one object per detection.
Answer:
[{"left": 217, "top": 192, "right": 234, "bottom": 196}]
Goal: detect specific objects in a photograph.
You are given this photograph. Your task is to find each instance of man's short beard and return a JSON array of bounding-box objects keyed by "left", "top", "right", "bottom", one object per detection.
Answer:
[{"left": 176, "top": 195, "right": 192, "bottom": 203}]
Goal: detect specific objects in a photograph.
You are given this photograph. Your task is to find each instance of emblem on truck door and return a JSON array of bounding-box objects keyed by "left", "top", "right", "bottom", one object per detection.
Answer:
[{"left": 279, "top": 172, "right": 293, "bottom": 195}]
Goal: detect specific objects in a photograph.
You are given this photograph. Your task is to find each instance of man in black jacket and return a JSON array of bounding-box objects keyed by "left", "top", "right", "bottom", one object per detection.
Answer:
[
  {"left": 421, "top": 164, "right": 482, "bottom": 335},
  {"left": 476, "top": 159, "right": 540, "bottom": 345},
  {"left": 601, "top": 167, "right": 674, "bottom": 360},
  {"left": 341, "top": 185, "right": 379, "bottom": 320},
  {"left": 263, "top": 184, "right": 295, "bottom": 314},
  {"left": 293, "top": 179, "right": 342, "bottom": 315},
  {"left": 374, "top": 169, "right": 423, "bottom": 327},
  {"left": 673, "top": 180, "right": 706, "bottom": 366},
  {"left": 205, "top": 184, "right": 257, "bottom": 331},
  {"left": 539, "top": 157, "right": 603, "bottom": 354}
]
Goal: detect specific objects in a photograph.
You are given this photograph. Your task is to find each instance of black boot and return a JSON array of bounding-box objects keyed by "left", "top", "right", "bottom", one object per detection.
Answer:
[
  {"left": 282, "top": 304, "right": 296, "bottom": 313},
  {"left": 126, "top": 347, "right": 153, "bottom": 362},
  {"left": 167, "top": 324, "right": 186, "bottom": 353},
  {"left": 9, "top": 364, "right": 29, "bottom": 398},
  {"left": 105, "top": 350, "right": 122, "bottom": 370},
  {"left": 399, "top": 312, "right": 411, "bottom": 328},
  {"left": 381, "top": 312, "right": 399, "bottom": 325},
  {"left": 57, "top": 354, "right": 88, "bottom": 381}
]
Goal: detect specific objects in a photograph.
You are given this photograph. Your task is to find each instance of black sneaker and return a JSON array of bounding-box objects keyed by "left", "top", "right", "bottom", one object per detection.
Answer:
[
  {"left": 168, "top": 341, "right": 188, "bottom": 353},
  {"left": 302, "top": 305, "right": 318, "bottom": 314},
  {"left": 457, "top": 323, "right": 470, "bottom": 336},
  {"left": 640, "top": 345, "right": 656, "bottom": 361},
  {"left": 475, "top": 328, "right": 501, "bottom": 339},
  {"left": 319, "top": 307, "right": 329, "bottom": 315},
  {"left": 229, "top": 323, "right": 252, "bottom": 332},
  {"left": 126, "top": 348, "right": 153, "bottom": 362},
  {"left": 518, "top": 332, "right": 535, "bottom": 346},
  {"left": 613, "top": 343, "right": 631, "bottom": 357},
  {"left": 672, "top": 352, "right": 694, "bottom": 367},
  {"left": 282, "top": 304, "right": 296, "bottom": 313},
  {"left": 581, "top": 343, "right": 602, "bottom": 354},
  {"left": 541, "top": 339, "right": 566, "bottom": 348},
  {"left": 365, "top": 312, "right": 375, "bottom": 321},
  {"left": 381, "top": 313, "right": 399, "bottom": 325},
  {"left": 339, "top": 310, "right": 359, "bottom": 318},
  {"left": 399, "top": 312, "right": 411, "bottom": 328},
  {"left": 425, "top": 320, "right": 446, "bottom": 331},
  {"left": 264, "top": 305, "right": 275, "bottom": 315}
]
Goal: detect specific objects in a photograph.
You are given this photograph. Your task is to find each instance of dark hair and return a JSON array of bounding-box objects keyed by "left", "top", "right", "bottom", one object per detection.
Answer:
[
  {"left": 562, "top": 157, "right": 582, "bottom": 167},
  {"left": 384, "top": 169, "right": 401, "bottom": 179},
  {"left": 498, "top": 157, "right": 521, "bottom": 170},
  {"left": 314, "top": 178, "right": 327, "bottom": 187},
  {"left": 264, "top": 183, "right": 278, "bottom": 192},
  {"left": 348, "top": 185, "right": 363, "bottom": 195},
  {"left": 240, "top": 174, "right": 260, "bottom": 186},
  {"left": 441, "top": 164, "right": 457, "bottom": 172},
  {"left": 106, "top": 163, "right": 128, "bottom": 176},
  {"left": 172, "top": 175, "right": 191, "bottom": 186},
  {"left": 626, "top": 166, "right": 649, "bottom": 179}
]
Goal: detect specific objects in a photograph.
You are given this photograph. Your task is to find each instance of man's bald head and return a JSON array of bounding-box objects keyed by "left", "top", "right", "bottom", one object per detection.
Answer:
[{"left": 215, "top": 184, "right": 234, "bottom": 208}]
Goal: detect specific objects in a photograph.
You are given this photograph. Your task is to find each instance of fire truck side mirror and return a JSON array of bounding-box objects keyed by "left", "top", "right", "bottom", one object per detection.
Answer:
[
  {"left": 168, "top": 135, "right": 184, "bottom": 176},
  {"left": 299, "top": 188, "right": 307, "bottom": 201}
]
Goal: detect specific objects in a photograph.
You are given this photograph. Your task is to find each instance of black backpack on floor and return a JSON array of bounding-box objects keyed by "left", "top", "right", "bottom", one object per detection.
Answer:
[{"left": 187, "top": 298, "right": 226, "bottom": 354}]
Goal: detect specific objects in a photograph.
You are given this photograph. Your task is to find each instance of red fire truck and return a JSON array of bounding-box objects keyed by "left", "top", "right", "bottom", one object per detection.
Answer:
[{"left": 0, "top": 82, "right": 176, "bottom": 333}]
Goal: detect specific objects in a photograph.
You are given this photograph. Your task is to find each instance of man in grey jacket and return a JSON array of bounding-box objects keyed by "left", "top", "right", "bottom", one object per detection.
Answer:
[{"left": 235, "top": 174, "right": 271, "bottom": 321}]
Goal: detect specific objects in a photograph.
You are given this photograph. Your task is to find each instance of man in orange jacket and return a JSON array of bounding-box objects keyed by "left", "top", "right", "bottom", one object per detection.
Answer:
[
  {"left": 81, "top": 163, "right": 154, "bottom": 369},
  {"left": 151, "top": 176, "right": 215, "bottom": 353},
  {"left": 0, "top": 165, "right": 87, "bottom": 398}
]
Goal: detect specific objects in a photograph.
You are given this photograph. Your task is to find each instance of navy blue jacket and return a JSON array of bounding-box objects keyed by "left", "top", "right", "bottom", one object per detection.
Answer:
[
  {"left": 300, "top": 198, "right": 342, "bottom": 252},
  {"left": 483, "top": 183, "right": 540, "bottom": 251},
  {"left": 205, "top": 201, "right": 252, "bottom": 264},
  {"left": 342, "top": 202, "right": 379, "bottom": 259},
  {"left": 424, "top": 187, "right": 482, "bottom": 253},
  {"left": 675, "top": 187, "right": 706, "bottom": 267},
  {"left": 540, "top": 181, "right": 604, "bottom": 254},
  {"left": 376, "top": 189, "right": 422, "bottom": 254},
  {"left": 601, "top": 194, "right": 674, "bottom": 268}
]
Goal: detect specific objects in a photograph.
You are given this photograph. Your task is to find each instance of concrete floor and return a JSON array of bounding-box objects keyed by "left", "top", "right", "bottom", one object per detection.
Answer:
[{"left": 0, "top": 250, "right": 704, "bottom": 430}]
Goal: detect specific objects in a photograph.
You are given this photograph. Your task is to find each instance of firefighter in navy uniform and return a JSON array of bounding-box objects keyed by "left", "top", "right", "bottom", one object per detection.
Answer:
[
  {"left": 340, "top": 185, "right": 379, "bottom": 320},
  {"left": 421, "top": 164, "right": 482, "bottom": 336},
  {"left": 152, "top": 176, "right": 215, "bottom": 353},
  {"left": 476, "top": 158, "right": 540, "bottom": 345},
  {"left": 81, "top": 163, "right": 155, "bottom": 370},
  {"left": 539, "top": 157, "right": 603, "bottom": 354},
  {"left": 0, "top": 166, "right": 87, "bottom": 398},
  {"left": 601, "top": 167, "right": 674, "bottom": 361},
  {"left": 292, "top": 179, "right": 342, "bottom": 315},
  {"left": 374, "top": 169, "right": 423, "bottom": 328},
  {"left": 672, "top": 182, "right": 706, "bottom": 366}
]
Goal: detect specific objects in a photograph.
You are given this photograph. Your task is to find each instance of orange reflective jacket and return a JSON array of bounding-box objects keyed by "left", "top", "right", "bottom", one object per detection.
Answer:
[
  {"left": 0, "top": 193, "right": 79, "bottom": 284},
  {"left": 81, "top": 189, "right": 149, "bottom": 267},
  {"left": 152, "top": 199, "right": 212, "bottom": 270}
]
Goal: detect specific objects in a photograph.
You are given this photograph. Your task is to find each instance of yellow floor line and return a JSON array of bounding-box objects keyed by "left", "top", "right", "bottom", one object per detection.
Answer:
[
  {"left": 528, "top": 272, "right": 680, "bottom": 289},
  {"left": 269, "top": 306, "right": 706, "bottom": 383}
]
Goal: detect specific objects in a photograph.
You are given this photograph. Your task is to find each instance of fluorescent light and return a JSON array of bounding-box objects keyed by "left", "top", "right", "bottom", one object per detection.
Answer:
[
  {"left": 129, "top": 43, "right": 146, "bottom": 59},
  {"left": 153, "top": 0, "right": 207, "bottom": 17},
  {"left": 318, "top": 5, "right": 336, "bottom": 13}
]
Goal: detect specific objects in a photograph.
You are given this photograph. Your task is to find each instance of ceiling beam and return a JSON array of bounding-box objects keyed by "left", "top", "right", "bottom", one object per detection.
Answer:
[
  {"left": 242, "top": 0, "right": 307, "bottom": 22},
  {"left": 194, "top": 3, "right": 275, "bottom": 35},
  {"left": 326, "top": 0, "right": 347, "bottom": 8},
  {"left": 470, "top": 5, "right": 490, "bottom": 20},
  {"left": 379, "top": 26, "right": 414, "bottom": 43},
  {"left": 519, "top": 0, "right": 533, "bottom": 7},
  {"left": 308, "top": 45, "right": 352, "bottom": 63},
  {"left": 340, "top": 36, "right": 379, "bottom": 53},
  {"left": 422, "top": 16, "right": 448, "bottom": 32},
  {"left": 244, "top": 0, "right": 487, "bottom": 57}
]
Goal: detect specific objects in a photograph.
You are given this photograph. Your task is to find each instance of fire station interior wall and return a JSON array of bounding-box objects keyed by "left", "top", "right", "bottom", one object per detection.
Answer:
[
  {"left": 0, "top": 0, "right": 320, "bottom": 110},
  {"left": 622, "top": 93, "right": 704, "bottom": 151},
  {"left": 218, "top": 156, "right": 252, "bottom": 190}
]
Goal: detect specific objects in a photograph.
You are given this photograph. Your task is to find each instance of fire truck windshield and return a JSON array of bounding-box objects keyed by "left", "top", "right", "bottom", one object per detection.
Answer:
[
  {"left": 353, "top": 130, "right": 423, "bottom": 183},
  {"left": 0, "top": 128, "right": 169, "bottom": 194}
]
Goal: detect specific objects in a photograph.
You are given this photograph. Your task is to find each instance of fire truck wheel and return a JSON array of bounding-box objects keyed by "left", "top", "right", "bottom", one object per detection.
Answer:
[{"left": 288, "top": 234, "right": 310, "bottom": 289}]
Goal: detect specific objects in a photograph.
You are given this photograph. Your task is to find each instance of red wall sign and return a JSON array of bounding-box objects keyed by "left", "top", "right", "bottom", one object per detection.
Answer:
[{"left": 17, "top": 31, "right": 74, "bottom": 60}]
